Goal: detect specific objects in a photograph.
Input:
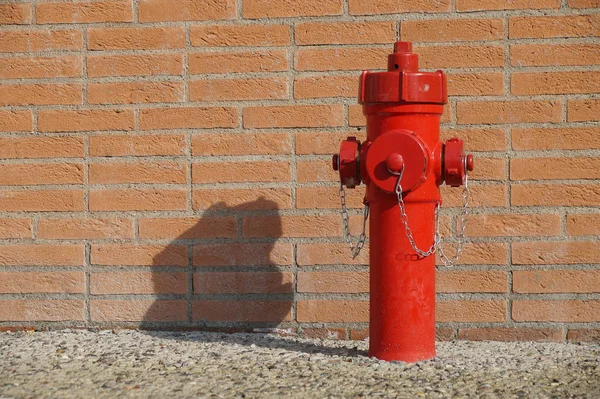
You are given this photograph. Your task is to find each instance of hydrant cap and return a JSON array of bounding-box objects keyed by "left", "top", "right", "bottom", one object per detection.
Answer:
[{"left": 359, "top": 41, "right": 447, "bottom": 105}]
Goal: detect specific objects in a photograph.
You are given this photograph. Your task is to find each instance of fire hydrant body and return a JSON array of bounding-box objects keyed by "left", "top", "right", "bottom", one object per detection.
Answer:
[{"left": 333, "top": 42, "right": 473, "bottom": 362}]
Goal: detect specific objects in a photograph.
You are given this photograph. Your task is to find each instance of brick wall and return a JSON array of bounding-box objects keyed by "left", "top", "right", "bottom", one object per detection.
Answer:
[{"left": 0, "top": 0, "right": 598, "bottom": 342}]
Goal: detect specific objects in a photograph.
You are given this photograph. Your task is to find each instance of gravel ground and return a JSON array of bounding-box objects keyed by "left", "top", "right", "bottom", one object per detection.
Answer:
[{"left": 0, "top": 330, "right": 598, "bottom": 398}]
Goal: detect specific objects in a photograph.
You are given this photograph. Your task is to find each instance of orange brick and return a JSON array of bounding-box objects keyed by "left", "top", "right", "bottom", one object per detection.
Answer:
[
  {"left": 510, "top": 14, "right": 600, "bottom": 38},
  {"left": 0, "top": 110, "right": 33, "bottom": 132},
  {"left": 297, "top": 300, "right": 368, "bottom": 322},
  {"left": 91, "top": 272, "right": 187, "bottom": 295},
  {"left": 0, "top": 3, "right": 31, "bottom": 24},
  {"left": 87, "top": 54, "right": 184, "bottom": 77},
  {"left": 297, "top": 272, "right": 368, "bottom": 293},
  {"left": 568, "top": 0, "right": 600, "bottom": 7},
  {"left": 514, "top": 270, "right": 600, "bottom": 294},
  {"left": 243, "top": 0, "right": 341, "bottom": 18},
  {"left": 192, "top": 133, "right": 290, "bottom": 156},
  {"left": 0, "top": 219, "right": 32, "bottom": 239},
  {"left": 193, "top": 243, "right": 292, "bottom": 266},
  {"left": 90, "top": 161, "right": 186, "bottom": 184},
  {"left": 139, "top": 217, "right": 237, "bottom": 239},
  {"left": 194, "top": 272, "right": 293, "bottom": 294},
  {"left": 457, "top": 0, "right": 560, "bottom": 11},
  {"left": 92, "top": 244, "right": 188, "bottom": 266},
  {"left": 446, "top": 72, "right": 504, "bottom": 96},
  {"left": 437, "top": 271, "right": 507, "bottom": 293},
  {"left": 402, "top": 18, "right": 503, "bottom": 42},
  {"left": 511, "top": 157, "right": 600, "bottom": 180},
  {"left": 511, "top": 43, "right": 600, "bottom": 67},
  {"left": 38, "top": 109, "right": 134, "bottom": 132},
  {"left": 91, "top": 300, "right": 187, "bottom": 322},
  {"left": 0, "top": 272, "right": 84, "bottom": 294},
  {"left": 0, "top": 190, "right": 84, "bottom": 212},
  {"left": 193, "top": 300, "right": 292, "bottom": 322},
  {"left": 0, "top": 245, "right": 83, "bottom": 266},
  {"left": 0, "top": 163, "right": 83, "bottom": 185},
  {"left": 513, "top": 300, "right": 600, "bottom": 322},
  {"left": 513, "top": 241, "right": 600, "bottom": 265},
  {"left": 0, "top": 300, "right": 84, "bottom": 322},
  {"left": 242, "top": 215, "right": 340, "bottom": 238},
  {"left": 567, "top": 329, "right": 600, "bottom": 342},
  {"left": 297, "top": 186, "right": 365, "bottom": 209},
  {"left": 0, "top": 29, "right": 82, "bottom": 52},
  {"left": 350, "top": 329, "right": 369, "bottom": 340},
  {"left": 568, "top": 99, "right": 600, "bottom": 122},
  {"left": 296, "top": 131, "right": 367, "bottom": 155},
  {"left": 190, "top": 78, "right": 288, "bottom": 101},
  {"left": 458, "top": 328, "right": 562, "bottom": 342},
  {"left": 88, "top": 27, "right": 185, "bottom": 50},
  {"left": 436, "top": 243, "right": 507, "bottom": 266},
  {"left": 297, "top": 160, "right": 338, "bottom": 182},
  {"left": 90, "top": 134, "right": 185, "bottom": 157},
  {"left": 441, "top": 184, "right": 506, "bottom": 207},
  {"left": 437, "top": 300, "right": 506, "bottom": 322},
  {"left": 296, "top": 21, "right": 395, "bottom": 45},
  {"left": 140, "top": 107, "right": 237, "bottom": 130},
  {"left": 512, "top": 184, "right": 600, "bottom": 206},
  {"left": 349, "top": 0, "right": 451, "bottom": 14},
  {"left": 0, "top": 136, "right": 82, "bottom": 158},
  {"left": 295, "top": 47, "right": 388, "bottom": 71},
  {"left": 244, "top": 105, "right": 343, "bottom": 128},
  {"left": 90, "top": 189, "right": 186, "bottom": 211},
  {"left": 192, "top": 188, "right": 292, "bottom": 210},
  {"left": 468, "top": 158, "right": 505, "bottom": 180},
  {"left": 348, "top": 105, "right": 366, "bottom": 127},
  {"left": 191, "top": 24, "right": 289, "bottom": 47},
  {"left": 38, "top": 218, "right": 133, "bottom": 240},
  {"left": 294, "top": 75, "right": 358, "bottom": 99},
  {"left": 88, "top": 81, "right": 184, "bottom": 105},
  {"left": 512, "top": 71, "right": 600, "bottom": 95},
  {"left": 296, "top": 243, "right": 369, "bottom": 266},
  {"left": 36, "top": 1, "right": 133, "bottom": 23},
  {"left": 465, "top": 214, "right": 561, "bottom": 237},
  {"left": 457, "top": 100, "right": 562, "bottom": 124},
  {"left": 193, "top": 161, "right": 290, "bottom": 184},
  {"left": 567, "top": 214, "right": 600, "bottom": 236},
  {"left": 0, "top": 84, "right": 82, "bottom": 106},
  {"left": 512, "top": 127, "right": 600, "bottom": 150},
  {"left": 0, "top": 55, "right": 81, "bottom": 79},
  {"left": 442, "top": 129, "right": 506, "bottom": 152},
  {"left": 416, "top": 45, "right": 504, "bottom": 68},
  {"left": 189, "top": 50, "right": 288, "bottom": 74},
  {"left": 139, "top": 0, "right": 235, "bottom": 22}
]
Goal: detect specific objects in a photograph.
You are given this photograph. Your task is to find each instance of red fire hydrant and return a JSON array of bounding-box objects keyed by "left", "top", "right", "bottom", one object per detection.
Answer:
[{"left": 332, "top": 42, "right": 473, "bottom": 362}]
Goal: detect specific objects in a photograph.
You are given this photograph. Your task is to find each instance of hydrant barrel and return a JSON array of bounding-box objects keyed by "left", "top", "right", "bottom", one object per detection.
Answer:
[{"left": 332, "top": 42, "right": 473, "bottom": 362}]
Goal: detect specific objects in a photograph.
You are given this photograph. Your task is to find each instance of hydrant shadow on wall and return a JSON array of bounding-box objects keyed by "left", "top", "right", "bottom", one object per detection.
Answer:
[{"left": 332, "top": 42, "right": 474, "bottom": 363}]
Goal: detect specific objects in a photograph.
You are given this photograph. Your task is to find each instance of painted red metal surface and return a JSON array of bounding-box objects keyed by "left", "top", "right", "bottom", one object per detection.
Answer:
[{"left": 332, "top": 42, "right": 473, "bottom": 362}]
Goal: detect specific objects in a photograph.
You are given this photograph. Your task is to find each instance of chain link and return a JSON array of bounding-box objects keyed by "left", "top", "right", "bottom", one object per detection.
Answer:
[{"left": 338, "top": 183, "right": 369, "bottom": 259}]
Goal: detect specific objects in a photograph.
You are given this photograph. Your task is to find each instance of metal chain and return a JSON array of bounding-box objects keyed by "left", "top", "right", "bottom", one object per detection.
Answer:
[
  {"left": 437, "top": 174, "right": 471, "bottom": 267},
  {"left": 338, "top": 183, "right": 369, "bottom": 259},
  {"left": 393, "top": 165, "right": 471, "bottom": 266},
  {"left": 393, "top": 165, "right": 439, "bottom": 258}
]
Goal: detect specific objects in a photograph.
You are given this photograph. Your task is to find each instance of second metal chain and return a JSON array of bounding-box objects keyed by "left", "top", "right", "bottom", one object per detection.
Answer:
[{"left": 339, "top": 184, "right": 369, "bottom": 259}]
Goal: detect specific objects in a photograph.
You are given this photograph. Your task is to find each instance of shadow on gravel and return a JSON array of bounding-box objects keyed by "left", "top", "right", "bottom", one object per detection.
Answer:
[{"left": 140, "top": 198, "right": 365, "bottom": 358}]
